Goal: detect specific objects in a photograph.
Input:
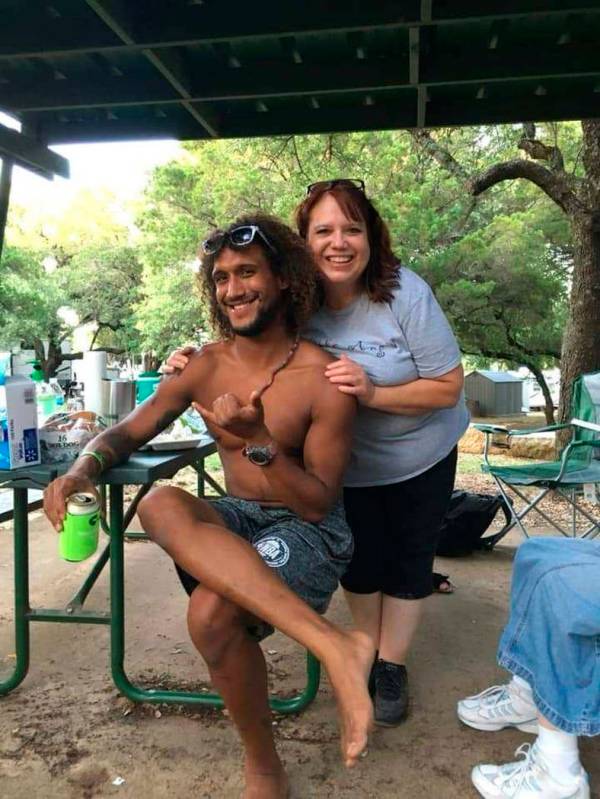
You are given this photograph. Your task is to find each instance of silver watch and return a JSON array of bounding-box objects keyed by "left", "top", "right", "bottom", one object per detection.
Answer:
[{"left": 242, "top": 442, "right": 276, "bottom": 466}]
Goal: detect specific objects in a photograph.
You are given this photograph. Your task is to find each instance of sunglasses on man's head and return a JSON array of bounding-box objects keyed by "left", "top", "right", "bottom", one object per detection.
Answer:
[
  {"left": 202, "top": 225, "right": 277, "bottom": 255},
  {"left": 306, "top": 178, "right": 366, "bottom": 196}
]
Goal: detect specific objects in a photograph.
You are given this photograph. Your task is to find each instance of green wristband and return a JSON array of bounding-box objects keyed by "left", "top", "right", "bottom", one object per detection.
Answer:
[{"left": 78, "top": 450, "right": 107, "bottom": 471}]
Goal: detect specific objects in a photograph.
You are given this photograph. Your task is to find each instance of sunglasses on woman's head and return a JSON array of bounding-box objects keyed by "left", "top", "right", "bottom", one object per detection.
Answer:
[
  {"left": 202, "top": 225, "right": 277, "bottom": 255},
  {"left": 306, "top": 178, "right": 366, "bottom": 196}
]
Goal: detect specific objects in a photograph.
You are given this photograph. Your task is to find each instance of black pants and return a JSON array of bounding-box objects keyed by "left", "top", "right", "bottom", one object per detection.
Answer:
[{"left": 340, "top": 447, "right": 458, "bottom": 599}]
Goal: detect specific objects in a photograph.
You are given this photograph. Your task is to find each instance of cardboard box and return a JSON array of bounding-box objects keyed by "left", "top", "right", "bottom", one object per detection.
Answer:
[{"left": 0, "top": 376, "right": 40, "bottom": 469}]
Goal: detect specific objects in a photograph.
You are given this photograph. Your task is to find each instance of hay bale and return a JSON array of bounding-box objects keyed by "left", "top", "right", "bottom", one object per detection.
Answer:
[
  {"left": 509, "top": 436, "right": 555, "bottom": 460},
  {"left": 458, "top": 426, "right": 485, "bottom": 454},
  {"left": 458, "top": 427, "right": 508, "bottom": 455},
  {"left": 458, "top": 425, "right": 556, "bottom": 460}
]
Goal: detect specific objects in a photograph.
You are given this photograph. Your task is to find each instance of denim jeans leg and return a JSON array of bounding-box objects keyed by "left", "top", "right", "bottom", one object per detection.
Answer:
[{"left": 497, "top": 537, "right": 600, "bottom": 736}]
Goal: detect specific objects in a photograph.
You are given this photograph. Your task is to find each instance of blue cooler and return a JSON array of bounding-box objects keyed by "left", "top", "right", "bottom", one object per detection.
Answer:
[{"left": 136, "top": 374, "right": 160, "bottom": 404}]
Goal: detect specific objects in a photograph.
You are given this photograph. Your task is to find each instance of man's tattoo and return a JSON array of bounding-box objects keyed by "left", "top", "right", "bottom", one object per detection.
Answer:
[
  {"left": 98, "top": 429, "right": 139, "bottom": 467},
  {"left": 154, "top": 408, "right": 181, "bottom": 435}
]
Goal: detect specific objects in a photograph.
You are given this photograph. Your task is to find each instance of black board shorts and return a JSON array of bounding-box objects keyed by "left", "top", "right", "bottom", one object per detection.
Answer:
[{"left": 174, "top": 496, "right": 353, "bottom": 638}]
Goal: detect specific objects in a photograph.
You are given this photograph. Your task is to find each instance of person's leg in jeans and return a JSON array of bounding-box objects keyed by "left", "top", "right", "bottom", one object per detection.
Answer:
[{"left": 459, "top": 538, "right": 600, "bottom": 799}]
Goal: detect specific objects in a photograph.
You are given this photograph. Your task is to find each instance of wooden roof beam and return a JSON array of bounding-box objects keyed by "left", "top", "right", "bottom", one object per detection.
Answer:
[
  {"left": 144, "top": 48, "right": 220, "bottom": 137},
  {"left": 279, "top": 36, "right": 303, "bottom": 64},
  {"left": 7, "top": 47, "right": 597, "bottom": 115},
  {"left": 3, "top": 4, "right": 599, "bottom": 61},
  {"left": 19, "top": 115, "right": 215, "bottom": 145},
  {"left": 3, "top": 61, "right": 412, "bottom": 112},
  {"left": 0, "top": 124, "right": 69, "bottom": 179},
  {"left": 424, "top": 42, "right": 599, "bottom": 85},
  {"left": 487, "top": 20, "right": 510, "bottom": 50},
  {"left": 84, "top": 0, "right": 219, "bottom": 137},
  {"left": 410, "top": 0, "right": 433, "bottom": 129}
]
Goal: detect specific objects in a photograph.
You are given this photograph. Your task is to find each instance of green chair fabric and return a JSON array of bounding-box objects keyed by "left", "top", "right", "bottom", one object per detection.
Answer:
[{"left": 474, "top": 371, "right": 600, "bottom": 541}]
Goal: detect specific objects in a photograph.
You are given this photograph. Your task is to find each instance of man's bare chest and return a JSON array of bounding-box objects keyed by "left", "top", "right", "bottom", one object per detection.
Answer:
[{"left": 192, "top": 368, "right": 312, "bottom": 450}]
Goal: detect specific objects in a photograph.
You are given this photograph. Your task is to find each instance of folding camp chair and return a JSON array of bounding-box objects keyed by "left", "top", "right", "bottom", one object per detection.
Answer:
[{"left": 474, "top": 371, "right": 600, "bottom": 543}]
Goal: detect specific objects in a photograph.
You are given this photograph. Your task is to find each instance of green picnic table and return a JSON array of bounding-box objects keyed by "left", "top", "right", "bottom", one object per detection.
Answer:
[{"left": 0, "top": 440, "right": 320, "bottom": 713}]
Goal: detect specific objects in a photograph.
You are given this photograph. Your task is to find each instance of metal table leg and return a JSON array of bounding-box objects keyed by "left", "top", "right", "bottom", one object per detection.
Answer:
[
  {"left": 109, "top": 482, "right": 321, "bottom": 713},
  {"left": 0, "top": 488, "right": 30, "bottom": 694}
]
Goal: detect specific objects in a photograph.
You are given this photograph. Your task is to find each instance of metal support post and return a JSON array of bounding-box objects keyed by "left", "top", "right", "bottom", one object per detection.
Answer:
[{"left": 0, "top": 157, "right": 14, "bottom": 261}]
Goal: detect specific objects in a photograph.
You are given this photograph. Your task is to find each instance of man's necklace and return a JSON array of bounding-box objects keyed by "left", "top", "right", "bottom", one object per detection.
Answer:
[{"left": 257, "top": 334, "right": 300, "bottom": 398}]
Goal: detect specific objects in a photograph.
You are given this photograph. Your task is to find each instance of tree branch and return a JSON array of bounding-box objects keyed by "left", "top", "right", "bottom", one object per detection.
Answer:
[
  {"left": 409, "top": 130, "right": 471, "bottom": 183},
  {"left": 470, "top": 159, "right": 586, "bottom": 217},
  {"left": 89, "top": 325, "right": 101, "bottom": 351},
  {"left": 518, "top": 134, "right": 564, "bottom": 172},
  {"left": 291, "top": 137, "right": 310, "bottom": 182}
]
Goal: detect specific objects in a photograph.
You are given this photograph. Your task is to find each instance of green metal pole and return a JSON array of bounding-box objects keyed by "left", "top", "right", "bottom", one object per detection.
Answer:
[
  {"left": 0, "top": 488, "right": 30, "bottom": 694},
  {"left": 196, "top": 458, "right": 205, "bottom": 497},
  {"left": 66, "top": 541, "right": 111, "bottom": 610}
]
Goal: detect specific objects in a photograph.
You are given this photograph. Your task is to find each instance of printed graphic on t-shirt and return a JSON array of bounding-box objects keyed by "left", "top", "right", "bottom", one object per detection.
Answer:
[{"left": 313, "top": 338, "right": 387, "bottom": 358}]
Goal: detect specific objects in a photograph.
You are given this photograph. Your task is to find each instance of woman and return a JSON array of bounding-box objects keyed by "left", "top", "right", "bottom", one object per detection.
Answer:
[{"left": 165, "top": 178, "right": 469, "bottom": 726}]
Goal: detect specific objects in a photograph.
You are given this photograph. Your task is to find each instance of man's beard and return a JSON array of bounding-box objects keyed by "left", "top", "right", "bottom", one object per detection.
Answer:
[{"left": 223, "top": 295, "right": 284, "bottom": 338}]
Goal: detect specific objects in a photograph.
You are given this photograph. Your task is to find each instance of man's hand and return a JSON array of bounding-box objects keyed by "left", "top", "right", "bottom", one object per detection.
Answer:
[
  {"left": 43, "top": 474, "right": 101, "bottom": 533},
  {"left": 160, "top": 345, "right": 197, "bottom": 375},
  {"left": 324, "top": 355, "right": 375, "bottom": 405},
  {"left": 194, "top": 390, "right": 270, "bottom": 443}
]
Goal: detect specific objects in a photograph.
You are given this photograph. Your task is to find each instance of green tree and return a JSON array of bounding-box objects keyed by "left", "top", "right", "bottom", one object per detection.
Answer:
[
  {"left": 421, "top": 213, "right": 567, "bottom": 422},
  {"left": 67, "top": 244, "right": 143, "bottom": 352},
  {"left": 138, "top": 128, "right": 570, "bottom": 406},
  {"left": 0, "top": 242, "right": 143, "bottom": 379},
  {"left": 0, "top": 244, "right": 74, "bottom": 378},
  {"left": 134, "top": 261, "right": 205, "bottom": 368},
  {"left": 411, "top": 121, "right": 598, "bottom": 424},
  {"left": 2, "top": 187, "right": 143, "bottom": 378}
]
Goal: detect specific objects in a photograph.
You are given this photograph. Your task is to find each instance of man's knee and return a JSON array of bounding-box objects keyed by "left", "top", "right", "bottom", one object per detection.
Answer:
[
  {"left": 187, "top": 588, "right": 246, "bottom": 664},
  {"left": 137, "top": 485, "right": 187, "bottom": 545}
]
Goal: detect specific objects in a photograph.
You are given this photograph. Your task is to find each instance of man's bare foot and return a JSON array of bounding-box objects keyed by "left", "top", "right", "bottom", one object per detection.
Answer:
[
  {"left": 322, "top": 629, "right": 375, "bottom": 768},
  {"left": 242, "top": 763, "right": 290, "bottom": 799}
]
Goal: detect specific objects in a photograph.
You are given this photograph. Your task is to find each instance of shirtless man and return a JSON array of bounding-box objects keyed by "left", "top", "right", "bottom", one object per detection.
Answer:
[{"left": 43, "top": 215, "right": 374, "bottom": 799}]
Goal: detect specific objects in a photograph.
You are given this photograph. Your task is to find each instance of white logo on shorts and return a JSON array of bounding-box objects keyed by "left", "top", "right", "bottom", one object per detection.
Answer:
[{"left": 256, "top": 537, "right": 290, "bottom": 568}]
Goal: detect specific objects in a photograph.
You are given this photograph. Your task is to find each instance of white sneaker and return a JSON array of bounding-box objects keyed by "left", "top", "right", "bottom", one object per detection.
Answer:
[
  {"left": 472, "top": 743, "right": 590, "bottom": 799},
  {"left": 457, "top": 682, "right": 538, "bottom": 733}
]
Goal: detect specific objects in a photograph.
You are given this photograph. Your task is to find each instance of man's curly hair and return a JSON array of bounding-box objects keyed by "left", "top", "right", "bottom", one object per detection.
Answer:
[{"left": 198, "top": 214, "right": 320, "bottom": 340}]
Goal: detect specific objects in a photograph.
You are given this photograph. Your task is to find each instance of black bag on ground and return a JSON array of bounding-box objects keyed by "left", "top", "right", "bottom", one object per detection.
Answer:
[{"left": 436, "top": 491, "right": 513, "bottom": 556}]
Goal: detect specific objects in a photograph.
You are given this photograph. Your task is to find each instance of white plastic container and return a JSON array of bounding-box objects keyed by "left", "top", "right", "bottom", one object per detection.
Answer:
[
  {"left": 49, "top": 378, "right": 65, "bottom": 410},
  {"left": 0, "top": 376, "right": 40, "bottom": 469}
]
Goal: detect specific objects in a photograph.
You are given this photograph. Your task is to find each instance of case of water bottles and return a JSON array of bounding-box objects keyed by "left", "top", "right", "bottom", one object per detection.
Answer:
[{"left": 0, "top": 375, "right": 41, "bottom": 469}]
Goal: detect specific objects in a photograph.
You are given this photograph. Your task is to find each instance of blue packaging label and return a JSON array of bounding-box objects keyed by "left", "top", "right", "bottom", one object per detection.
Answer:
[
  {"left": 0, "top": 427, "right": 8, "bottom": 470},
  {"left": 23, "top": 428, "right": 39, "bottom": 463}
]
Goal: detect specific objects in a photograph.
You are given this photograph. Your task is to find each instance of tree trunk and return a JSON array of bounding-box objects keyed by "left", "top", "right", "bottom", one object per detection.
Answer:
[
  {"left": 44, "top": 337, "right": 64, "bottom": 380},
  {"left": 142, "top": 352, "right": 161, "bottom": 373},
  {"left": 558, "top": 217, "right": 600, "bottom": 423},
  {"left": 558, "top": 120, "right": 600, "bottom": 426},
  {"left": 524, "top": 361, "right": 556, "bottom": 425}
]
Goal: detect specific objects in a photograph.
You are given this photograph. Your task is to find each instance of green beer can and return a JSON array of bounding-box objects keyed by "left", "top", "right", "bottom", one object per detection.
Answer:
[{"left": 59, "top": 493, "right": 100, "bottom": 562}]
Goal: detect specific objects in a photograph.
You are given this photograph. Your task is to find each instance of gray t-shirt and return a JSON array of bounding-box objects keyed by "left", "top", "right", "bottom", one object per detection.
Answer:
[{"left": 303, "top": 267, "right": 470, "bottom": 487}]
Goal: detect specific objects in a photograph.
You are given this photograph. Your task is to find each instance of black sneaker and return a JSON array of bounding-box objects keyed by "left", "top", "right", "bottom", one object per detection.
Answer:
[
  {"left": 373, "top": 660, "right": 409, "bottom": 726},
  {"left": 368, "top": 651, "right": 379, "bottom": 698}
]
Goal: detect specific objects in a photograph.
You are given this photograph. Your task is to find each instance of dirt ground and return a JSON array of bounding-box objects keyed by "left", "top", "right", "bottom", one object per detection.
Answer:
[{"left": 1, "top": 475, "right": 599, "bottom": 798}]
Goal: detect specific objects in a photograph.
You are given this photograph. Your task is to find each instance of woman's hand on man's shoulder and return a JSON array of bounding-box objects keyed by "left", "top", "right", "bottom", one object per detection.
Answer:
[{"left": 160, "top": 344, "right": 199, "bottom": 375}]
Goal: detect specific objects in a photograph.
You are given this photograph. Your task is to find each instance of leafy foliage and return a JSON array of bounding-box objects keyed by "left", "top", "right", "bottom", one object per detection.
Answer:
[
  {"left": 2, "top": 125, "right": 577, "bottom": 391},
  {"left": 137, "top": 129, "right": 572, "bottom": 374}
]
